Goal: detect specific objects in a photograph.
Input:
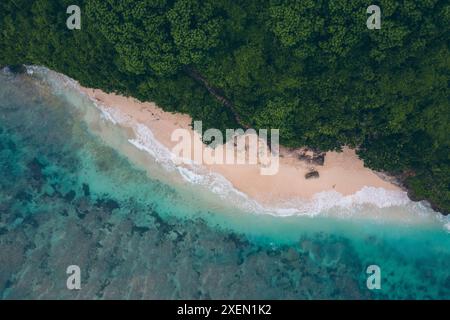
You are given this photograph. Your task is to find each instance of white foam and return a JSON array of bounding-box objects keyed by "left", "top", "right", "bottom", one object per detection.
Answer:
[
  {"left": 436, "top": 213, "right": 450, "bottom": 233},
  {"left": 86, "top": 97, "right": 437, "bottom": 221},
  {"left": 29, "top": 65, "right": 448, "bottom": 226},
  {"left": 444, "top": 223, "right": 450, "bottom": 232},
  {"left": 256, "top": 188, "right": 415, "bottom": 219},
  {"left": 177, "top": 166, "right": 206, "bottom": 184}
]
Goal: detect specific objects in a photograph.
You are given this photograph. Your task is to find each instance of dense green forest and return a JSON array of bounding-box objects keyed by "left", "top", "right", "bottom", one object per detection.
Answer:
[{"left": 1, "top": 0, "right": 449, "bottom": 214}]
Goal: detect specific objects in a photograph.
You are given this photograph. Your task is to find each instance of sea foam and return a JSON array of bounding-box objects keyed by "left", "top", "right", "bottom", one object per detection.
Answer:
[
  {"left": 98, "top": 99, "right": 425, "bottom": 220},
  {"left": 25, "top": 65, "right": 448, "bottom": 227}
]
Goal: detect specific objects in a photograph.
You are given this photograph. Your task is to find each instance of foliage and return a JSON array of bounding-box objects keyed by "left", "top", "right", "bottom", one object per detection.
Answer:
[{"left": 1, "top": 0, "right": 449, "bottom": 213}]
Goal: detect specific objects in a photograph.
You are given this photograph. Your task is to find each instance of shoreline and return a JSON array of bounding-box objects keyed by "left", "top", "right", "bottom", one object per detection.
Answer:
[
  {"left": 80, "top": 87, "right": 402, "bottom": 207},
  {"left": 4, "top": 65, "right": 448, "bottom": 224}
]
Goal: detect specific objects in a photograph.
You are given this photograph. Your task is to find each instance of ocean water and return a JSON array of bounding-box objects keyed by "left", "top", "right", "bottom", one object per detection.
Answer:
[{"left": 0, "top": 66, "right": 449, "bottom": 299}]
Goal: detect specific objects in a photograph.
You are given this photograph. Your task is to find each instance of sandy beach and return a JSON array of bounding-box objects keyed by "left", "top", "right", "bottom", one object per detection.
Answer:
[{"left": 80, "top": 88, "right": 400, "bottom": 206}]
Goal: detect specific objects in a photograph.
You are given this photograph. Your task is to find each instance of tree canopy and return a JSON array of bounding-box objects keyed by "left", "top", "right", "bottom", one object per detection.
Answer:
[{"left": 1, "top": 0, "right": 449, "bottom": 213}]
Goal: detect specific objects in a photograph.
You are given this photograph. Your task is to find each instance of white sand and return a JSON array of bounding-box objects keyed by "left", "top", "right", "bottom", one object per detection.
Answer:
[{"left": 80, "top": 88, "right": 400, "bottom": 206}]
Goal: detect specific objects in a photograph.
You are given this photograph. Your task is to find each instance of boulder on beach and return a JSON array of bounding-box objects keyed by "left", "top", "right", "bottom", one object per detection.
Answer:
[{"left": 305, "top": 170, "right": 319, "bottom": 179}]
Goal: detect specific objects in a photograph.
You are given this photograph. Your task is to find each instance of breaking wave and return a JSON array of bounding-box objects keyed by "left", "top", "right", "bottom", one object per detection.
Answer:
[
  {"left": 24, "top": 66, "right": 449, "bottom": 228},
  {"left": 85, "top": 82, "right": 435, "bottom": 221}
]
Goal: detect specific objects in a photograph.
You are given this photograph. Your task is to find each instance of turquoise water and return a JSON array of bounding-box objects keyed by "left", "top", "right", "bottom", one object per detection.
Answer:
[{"left": 0, "top": 67, "right": 449, "bottom": 299}]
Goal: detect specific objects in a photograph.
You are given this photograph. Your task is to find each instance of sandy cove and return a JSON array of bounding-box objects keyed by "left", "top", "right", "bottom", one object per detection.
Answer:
[{"left": 80, "top": 88, "right": 400, "bottom": 205}]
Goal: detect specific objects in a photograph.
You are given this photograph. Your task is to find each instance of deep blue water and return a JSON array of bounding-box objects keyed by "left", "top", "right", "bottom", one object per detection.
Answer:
[{"left": 0, "top": 68, "right": 449, "bottom": 299}]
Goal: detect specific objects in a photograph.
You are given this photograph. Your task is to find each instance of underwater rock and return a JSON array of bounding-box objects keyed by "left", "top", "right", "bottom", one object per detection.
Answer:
[
  {"left": 82, "top": 183, "right": 90, "bottom": 197},
  {"left": 64, "top": 190, "right": 76, "bottom": 202},
  {"left": 27, "top": 158, "right": 45, "bottom": 181},
  {"left": 131, "top": 225, "right": 150, "bottom": 236},
  {"left": 14, "top": 191, "right": 33, "bottom": 202},
  {"left": 95, "top": 198, "right": 120, "bottom": 212}
]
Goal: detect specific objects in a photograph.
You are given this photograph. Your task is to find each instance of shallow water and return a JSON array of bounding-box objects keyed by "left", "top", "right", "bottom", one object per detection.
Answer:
[{"left": 0, "top": 67, "right": 449, "bottom": 299}]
